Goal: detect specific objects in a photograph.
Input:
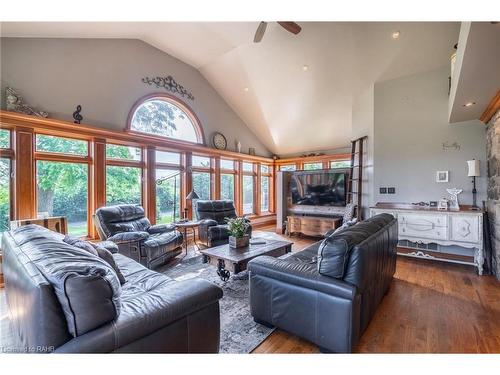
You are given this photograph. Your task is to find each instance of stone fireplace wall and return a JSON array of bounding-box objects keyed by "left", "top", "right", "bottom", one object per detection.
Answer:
[{"left": 486, "top": 109, "right": 500, "bottom": 279}]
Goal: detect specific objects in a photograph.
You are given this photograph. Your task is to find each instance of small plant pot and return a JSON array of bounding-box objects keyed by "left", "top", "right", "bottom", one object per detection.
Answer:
[{"left": 229, "top": 235, "right": 249, "bottom": 248}]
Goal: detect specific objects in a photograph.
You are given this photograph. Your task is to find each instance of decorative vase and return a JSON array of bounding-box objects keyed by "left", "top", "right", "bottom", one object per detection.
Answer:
[{"left": 229, "top": 235, "right": 249, "bottom": 248}]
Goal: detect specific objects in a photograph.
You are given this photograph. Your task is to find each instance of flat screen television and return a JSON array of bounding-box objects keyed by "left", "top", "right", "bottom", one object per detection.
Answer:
[{"left": 290, "top": 170, "right": 347, "bottom": 206}]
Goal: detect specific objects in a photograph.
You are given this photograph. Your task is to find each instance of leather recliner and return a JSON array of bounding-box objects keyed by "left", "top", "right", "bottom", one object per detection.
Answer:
[
  {"left": 248, "top": 214, "right": 398, "bottom": 353},
  {"left": 94, "top": 204, "right": 183, "bottom": 269},
  {"left": 195, "top": 200, "right": 252, "bottom": 247},
  {"left": 2, "top": 225, "right": 223, "bottom": 353}
]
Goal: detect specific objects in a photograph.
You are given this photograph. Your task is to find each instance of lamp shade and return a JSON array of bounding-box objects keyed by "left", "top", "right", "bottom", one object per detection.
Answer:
[
  {"left": 467, "top": 159, "right": 480, "bottom": 177},
  {"left": 186, "top": 190, "right": 199, "bottom": 200}
]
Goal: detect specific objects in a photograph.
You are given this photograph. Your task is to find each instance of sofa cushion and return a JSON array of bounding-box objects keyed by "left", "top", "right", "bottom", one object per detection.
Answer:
[
  {"left": 317, "top": 218, "right": 384, "bottom": 279},
  {"left": 112, "top": 253, "right": 223, "bottom": 348},
  {"left": 9, "top": 225, "right": 122, "bottom": 338},
  {"left": 92, "top": 244, "right": 127, "bottom": 285}
]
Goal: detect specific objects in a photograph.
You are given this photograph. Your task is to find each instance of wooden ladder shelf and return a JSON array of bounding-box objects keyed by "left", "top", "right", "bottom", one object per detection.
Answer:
[{"left": 347, "top": 136, "right": 368, "bottom": 221}]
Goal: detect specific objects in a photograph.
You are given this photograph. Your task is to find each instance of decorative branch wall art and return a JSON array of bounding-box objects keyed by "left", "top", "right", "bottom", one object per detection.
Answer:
[
  {"left": 142, "top": 76, "right": 195, "bottom": 100},
  {"left": 5, "top": 87, "right": 49, "bottom": 118}
]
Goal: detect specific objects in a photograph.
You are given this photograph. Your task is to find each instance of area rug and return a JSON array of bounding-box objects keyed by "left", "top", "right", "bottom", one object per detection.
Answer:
[{"left": 158, "top": 255, "right": 275, "bottom": 353}]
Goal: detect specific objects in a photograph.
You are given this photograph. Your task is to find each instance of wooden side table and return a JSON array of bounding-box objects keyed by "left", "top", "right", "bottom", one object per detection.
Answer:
[{"left": 174, "top": 221, "right": 201, "bottom": 255}]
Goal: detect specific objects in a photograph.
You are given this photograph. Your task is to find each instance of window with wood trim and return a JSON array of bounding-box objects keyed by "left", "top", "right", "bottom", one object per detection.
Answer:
[
  {"left": 128, "top": 94, "right": 204, "bottom": 144},
  {"left": 155, "top": 149, "right": 182, "bottom": 224},
  {"left": 0, "top": 158, "right": 11, "bottom": 234},
  {"left": 330, "top": 160, "right": 351, "bottom": 169},
  {"left": 36, "top": 160, "right": 89, "bottom": 236},
  {"left": 105, "top": 144, "right": 143, "bottom": 206},
  {"left": 242, "top": 162, "right": 255, "bottom": 215},
  {"left": 156, "top": 168, "right": 182, "bottom": 224},
  {"left": 0, "top": 129, "right": 10, "bottom": 149},
  {"left": 260, "top": 164, "right": 272, "bottom": 212},
  {"left": 0, "top": 129, "right": 12, "bottom": 234},
  {"left": 302, "top": 162, "right": 323, "bottom": 170},
  {"left": 279, "top": 164, "right": 296, "bottom": 171},
  {"left": 192, "top": 171, "right": 211, "bottom": 200},
  {"left": 35, "top": 134, "right": 91, "bottom": 237},
  {"left": 220, "top": 159, "right": 236, "bottom": 201}
]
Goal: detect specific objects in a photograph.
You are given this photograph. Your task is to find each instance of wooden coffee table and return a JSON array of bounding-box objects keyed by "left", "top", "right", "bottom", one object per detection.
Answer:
[{"left": 200, "top": 237, "right": 293, "bottom": 280}]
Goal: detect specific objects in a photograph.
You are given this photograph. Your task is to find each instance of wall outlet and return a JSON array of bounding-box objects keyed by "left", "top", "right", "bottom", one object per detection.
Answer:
[
  {"left": 379, "top": 187, "right": 387, "bottom": 194},
  {"left": 388, "top": 187, "right": 396, "bottom": 194}
]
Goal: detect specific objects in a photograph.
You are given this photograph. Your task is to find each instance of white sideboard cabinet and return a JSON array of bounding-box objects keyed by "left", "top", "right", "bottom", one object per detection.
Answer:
[{"left": 370, "top": 203, "right": 484, "bottom": 275}]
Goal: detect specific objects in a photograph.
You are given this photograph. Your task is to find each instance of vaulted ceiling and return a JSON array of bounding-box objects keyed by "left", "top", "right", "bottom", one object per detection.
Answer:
[{"left": 1, "top": 22, "right": 460, "bottom": 155}]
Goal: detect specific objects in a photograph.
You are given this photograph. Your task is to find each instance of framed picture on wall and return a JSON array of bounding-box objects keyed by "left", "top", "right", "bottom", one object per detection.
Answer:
[{"left": 436, "top": 170, "right": 449, "bottom": 183}]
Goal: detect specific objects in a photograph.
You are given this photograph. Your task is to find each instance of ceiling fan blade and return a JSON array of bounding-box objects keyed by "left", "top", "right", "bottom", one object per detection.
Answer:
[
  {"left": 277, "top": 22, "right": 302, "bottom": 35},
  {"left": 253, "top": 21, "right": 268, "bottom": 43}
]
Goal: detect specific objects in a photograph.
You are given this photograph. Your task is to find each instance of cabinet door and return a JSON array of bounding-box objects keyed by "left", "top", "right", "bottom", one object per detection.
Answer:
[{"left": 450, "top": 215, "right": 480, "bottom": 243}]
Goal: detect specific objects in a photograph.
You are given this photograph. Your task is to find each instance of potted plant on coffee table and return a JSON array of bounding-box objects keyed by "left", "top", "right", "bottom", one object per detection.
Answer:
[{"left": 226, "top": 217, "right": 250, "bottom": 248}]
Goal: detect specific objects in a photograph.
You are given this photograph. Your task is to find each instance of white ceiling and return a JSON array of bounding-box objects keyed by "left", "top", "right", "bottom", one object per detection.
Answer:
[
  {"left": 1, "top": 22, "right": 460, "bottom": 155},
  {"left": 449, "top": 22, "right": 500, "bottom": 123}
]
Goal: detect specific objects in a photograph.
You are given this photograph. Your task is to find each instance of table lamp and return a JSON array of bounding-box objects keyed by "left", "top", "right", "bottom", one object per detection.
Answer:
[
  {"left": 185, "top": 190, "right": 199, "bottom": 219},
  {"left": 467, "top": 159, "right": 480, "bottom": 210}
]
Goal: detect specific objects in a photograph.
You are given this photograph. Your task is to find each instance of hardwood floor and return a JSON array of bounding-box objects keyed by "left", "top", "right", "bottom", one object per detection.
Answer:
[{"left": 251, "top": 227, "right": 500, "bottom": 354}]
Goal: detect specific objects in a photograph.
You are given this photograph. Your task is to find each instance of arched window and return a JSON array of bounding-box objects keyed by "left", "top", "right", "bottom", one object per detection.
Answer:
[{"left": 127, "top": 94, "right": 204, "bottom": 144}]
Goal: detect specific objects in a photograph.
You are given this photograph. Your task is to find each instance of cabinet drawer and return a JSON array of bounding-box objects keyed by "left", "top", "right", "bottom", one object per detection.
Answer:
[
  {"left": 450, "top": 215, "right": 480, "bottom": 243},
  {"left": 399, "top": 221, "right": 448, "bottom": 240},
  {"left": 399, "top": 213, "right": 447, "bottom": 227}
]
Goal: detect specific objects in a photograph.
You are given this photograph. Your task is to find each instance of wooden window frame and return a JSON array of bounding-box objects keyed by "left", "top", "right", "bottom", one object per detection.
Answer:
[
  {"left": 241, "top": 162, "right": 256, "bottom": 216},
  {"left": 0, "top": 128, "right": 15, "bottom": 229},
  {"left": 126, "top": 93, "right": 206, "bottom": 146},
  {"left": 260, "top": 163, "right": 273, "bottom": 214},
  {"left": 105, "top": 142, "right": 145, "bottom": 209},
  {"left": 34, "top": 133, "right": 93, "bottom": 239}
]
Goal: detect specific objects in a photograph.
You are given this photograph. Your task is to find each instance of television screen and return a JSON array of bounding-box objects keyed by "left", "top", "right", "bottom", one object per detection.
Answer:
[{"left": 290, "top": 170, "right": 347, "bottom": 206}]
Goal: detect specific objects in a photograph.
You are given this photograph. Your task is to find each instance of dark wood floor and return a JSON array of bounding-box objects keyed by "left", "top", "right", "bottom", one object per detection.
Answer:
[{"left": 251, "top": 227, "right": 500, "bottom": 354}]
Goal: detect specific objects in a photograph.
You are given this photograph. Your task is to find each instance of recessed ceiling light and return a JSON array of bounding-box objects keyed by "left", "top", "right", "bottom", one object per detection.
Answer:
[
  {"left": 302, "top": 65, "right": 309, "bottom": 71},
  {"left": 392, "top": 31, "right": 401, "bottom": 39},
  {"left": 243, "top": 87, "right": 249, "bottom": 92},
  {"left": 463, "top": 101, "right": 476, "bottom": 107}
]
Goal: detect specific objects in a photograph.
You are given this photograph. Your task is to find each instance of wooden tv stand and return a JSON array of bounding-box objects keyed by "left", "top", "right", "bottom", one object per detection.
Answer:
[{"left": 287, "top": 215, "right": 342, "bottom": 237}]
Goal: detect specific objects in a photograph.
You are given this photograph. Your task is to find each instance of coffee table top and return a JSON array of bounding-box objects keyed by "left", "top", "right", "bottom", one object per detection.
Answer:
[{"left": 200, "top": 237, "right": 293, "bottom": 263}]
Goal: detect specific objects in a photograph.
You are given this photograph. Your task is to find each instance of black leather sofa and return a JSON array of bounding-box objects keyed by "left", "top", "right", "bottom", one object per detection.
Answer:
[
  {"left": 2, "top": 225, "right": 223, "bottom": 353},
  {"left": 248, "top": 214, "right": 397, "bottom": 353},
  {"left": 195, "top": 200, "right": 252, "bottom": 247},
  {"left": 94, "top": 204, "right": 183, "bottom": 269}
]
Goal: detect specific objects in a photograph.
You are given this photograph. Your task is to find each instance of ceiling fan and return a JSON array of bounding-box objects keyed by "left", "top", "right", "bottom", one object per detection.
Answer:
[{"left": 253, "top": 22, "right": 302, "bottom": 43}]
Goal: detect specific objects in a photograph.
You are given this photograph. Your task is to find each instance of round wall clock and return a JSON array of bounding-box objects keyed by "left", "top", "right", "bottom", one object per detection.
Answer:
[{"left": 212, "top": 132, "right": 227, "bottom": 150}]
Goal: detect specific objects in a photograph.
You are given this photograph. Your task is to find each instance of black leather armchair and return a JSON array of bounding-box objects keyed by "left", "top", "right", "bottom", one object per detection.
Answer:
[
  {"left": 195, "top": 200, "right": 252, "bottom": 247},
  {"left": 94, "top": 204, "right": 183, "bottom": 269}
]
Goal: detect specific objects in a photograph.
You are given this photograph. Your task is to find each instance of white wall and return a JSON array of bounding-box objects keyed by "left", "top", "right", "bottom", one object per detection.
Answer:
[
  {"left": 0, "top": 38, "right": 271, "bottom": 157},
  {"left": 373, "top": 66, "right": 487, "bottom": 206},
  {"left": 351, "top": 85, "right": 375, "bottom": 217}
]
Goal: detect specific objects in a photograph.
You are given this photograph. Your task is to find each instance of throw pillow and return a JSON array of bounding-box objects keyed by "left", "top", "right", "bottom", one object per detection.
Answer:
[
  {"left": 317, "top": 225, "right": 366, "bottom": 279},
  {"left": 91, "top": 244, "right": 126, "bottom": 285},
  {"left": 342, "top": 203, "right": 356, "bottom": 223},
  {"left": 63, "top": 235, "right": 98, "bottom": 256},
  {"left": 332, "top": 217, "right": 358, "bottom": 234}
]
